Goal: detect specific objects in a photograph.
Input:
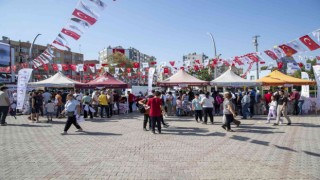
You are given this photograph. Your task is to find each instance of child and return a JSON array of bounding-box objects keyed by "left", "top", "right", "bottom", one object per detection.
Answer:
[
  {"left": 176, "top": 97, "right": 182, "bottom": 116},
  {"left": 267, "top": 96, "right": 277, "bottom": 123},
  {"left": 45, "top": 100, "right": 55, "bottom": 122},
  {"left": 9, "top": 101, "right": 17, "bottom": 119}
]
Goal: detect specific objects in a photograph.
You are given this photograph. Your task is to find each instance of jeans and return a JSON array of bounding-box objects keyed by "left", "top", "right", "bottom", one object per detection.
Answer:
[
  {"left": 129, "top": 102, "right": 134, "bottom": 113},
  {"left": 194, "top": 110, "right": 203, "bottom": 121},
  {"left": 150, "top": 116, "right": 161, "bottom": 132},
  {"left": 203, "top": 107, "right": 214, "bottom": 123},
  {"left": 143, "top": 114, "right": 151, "bottom": 129},
  {"left": 115, "top": 102, "right": 120, "bottom": 115},
  {"left": 64, "top": 115, "right": 82, "bottom": 132},
  {"left": 176, "top": 108, "right": 181, "bottom": 116},
  {"left": 0, "top": 106, "right": 9, "bottom": 124},
  {"left": 100, "top": 105, "right": 109, "bottom": 117},
  {"left": 298, "top": 100, "right": 304, "bottom": 115},
  {"left": 56, "top": 105, "right": 63, "bottom": 118},
  {"left": 242, "top": 103, "right": 251, "bottom": 119},
  {"left": 47, "top": 112, "right": 53, "bottom": 121}
]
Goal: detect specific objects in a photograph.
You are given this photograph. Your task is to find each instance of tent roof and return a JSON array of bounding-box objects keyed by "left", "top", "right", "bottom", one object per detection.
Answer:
[
  {"left": 157, "top": 69, "right": 209, "bottom": 86},
  {"left": 257, "top": 70, "right": 316, "bottom": 86},
  {"left": 210, "top": 69, "right": 262, "bottom": 87},
  {"left": 28, "top": 71, "right": 83, "bottom": 87},
  {"left": 79, "top": 72, "right": 128, "bottom": 88}
]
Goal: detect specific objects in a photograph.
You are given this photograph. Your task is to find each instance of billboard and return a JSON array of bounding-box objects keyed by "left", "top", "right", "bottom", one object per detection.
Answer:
[{"left": 0, "top": 42, "right": 10, "bottom": 67}]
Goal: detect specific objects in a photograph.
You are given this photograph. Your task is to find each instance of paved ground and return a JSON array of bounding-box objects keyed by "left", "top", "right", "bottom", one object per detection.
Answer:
[{"left": 0, "top": 113, "right": 320, "bottom": 180}]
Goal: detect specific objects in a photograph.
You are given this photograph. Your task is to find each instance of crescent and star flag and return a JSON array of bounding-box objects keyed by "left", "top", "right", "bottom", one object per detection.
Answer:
[
  {"left": 246, "top": 54, "right": 259, "bottom": 62},
  {"left": 194, "top": 60, "right": 200, "bottom": 64},
  {"left": 43, "top": 64, "right": 49, "bottom": 71},
  {"left": 70, "top": 64, "right": 77, "bottom": 71},
  {"left": 278, "top": 44, "right": 297, "bottom": 56},
  {"left": 133, "top": 62, "right": 140, "bottom": 68},
  {"left": 62, "top": 64, "right": 69, "bottom": 71},
  {"left": 286, "top": 40, "right": 307, "bottom": 53},
  {"left": 163, "top": 67, "right": 169, "bottom": 74},
  {"left": 264, "top": 50, "right": 278, "bottom": 60},
  {"left": 52, "top": 64, "right": 58, "bottom": 71},
  {"left": 299, "top": 35, "right": 320, "bottom": 51},
  {"left": 61, "top": 28, "right": 81, "bottom": 40},
  {"left": 169, "top": 61, "right": 175, "bottom": 66},
  {"left": 72, "top": 9, "right": 97, "bottom": 25}
]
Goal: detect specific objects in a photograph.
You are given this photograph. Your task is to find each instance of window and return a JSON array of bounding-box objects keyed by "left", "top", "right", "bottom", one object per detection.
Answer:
[
  {"left": 250, "top": 76, "right": 255, "bottom": 80},
  {"left": 56, "top": 52, "right": 61, "bottom": 57}
]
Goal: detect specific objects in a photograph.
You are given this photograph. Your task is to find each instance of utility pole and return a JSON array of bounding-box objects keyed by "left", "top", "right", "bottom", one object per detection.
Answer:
[{"left": 252, "top": 35, "right": 260, "bottom": 80}]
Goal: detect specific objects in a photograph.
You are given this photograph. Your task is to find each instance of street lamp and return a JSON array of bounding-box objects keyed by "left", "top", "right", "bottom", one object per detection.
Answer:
[
  {"left": 28, "top": 33, "right": 41, "bottom": 81},
  {"left": 252, "top": 35, "right": 260, "bottom": 80},
  {"left": 207, "top": 32, "right": 219, "bottom": 90}
]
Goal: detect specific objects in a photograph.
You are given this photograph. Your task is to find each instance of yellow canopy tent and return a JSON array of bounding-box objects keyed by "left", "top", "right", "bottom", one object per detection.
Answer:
[{"left": 257, "top": 70, "right": 316, "bottom": 86}]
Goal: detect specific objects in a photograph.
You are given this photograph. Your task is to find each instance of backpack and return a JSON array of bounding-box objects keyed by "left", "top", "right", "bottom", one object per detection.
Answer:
[{"left": 215, "top": 95, "right": 223, "bottom": 104}]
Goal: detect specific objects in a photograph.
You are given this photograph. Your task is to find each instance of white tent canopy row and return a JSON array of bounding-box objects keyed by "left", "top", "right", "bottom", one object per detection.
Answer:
[
  {"left": 210, "top": 68, "right": 261, "bottom": 87},
  {"left": 28, "top": 71, "right": 83, "bottom": 87}
]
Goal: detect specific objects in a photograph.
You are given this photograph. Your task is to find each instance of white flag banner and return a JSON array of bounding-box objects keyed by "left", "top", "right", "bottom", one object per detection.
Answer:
[
  {"left": 148, "top": 67, "right": 155, "bottom": 95},
  {"left": 287, "top": 40, "right": 307, "bottom": 53},
  {"left": 273, "top": 47, "right": 285, "bottom": 58},
  {"left": 312, "top": 65, "right": 320, "bottom": 109},
  {"left": 305, "top": 63, "right": 311, "bottom": 71},
  {"left": 110, "top": 63, "right": 117, "bottom": 67},
  {"left": 89, "top": 66, "right": 95, "bottom": 73},
  {"left": 57, "top": 64, "right": 62, "bottom": 71},
  {"left": 184, "top": 60, "right": 191, "bottom": 67},
  {"left": 142, "top": 63, "right": 149, "bottom": 68},
  {"left": 115, "top": 68, "right": 119, "bottom": 74},
  {"left": 120, "top": 68, "right": 125, "bottom": 72},
  {"left": 132, "top": 68, "right": 137, "bottom": 73},
  {"left": 142, "top": 71, "right": 146, "bottom": 76},
  {"left": 301, "top": 72, "right": 310, "bottom": 98},
  {"left": 312, "top": 29, "right": 320, "bottom": 43},
  {"left": 77, "top": 64, "right": 84, "bottom": 72},
  {"left": 203, "top": 59, "right": 209, "bottom": 66},
  {"left": 128, "top": 73, "right": 131, "bottom": 77},
  {"left": 95, "top": 64, "right": 101, "bottom": 70},
  {"left": 104, "top": 67, "right": 109, "bottom": 72},
  {"left": 17, "top": 68, "right": 33, "bottom": 110}
]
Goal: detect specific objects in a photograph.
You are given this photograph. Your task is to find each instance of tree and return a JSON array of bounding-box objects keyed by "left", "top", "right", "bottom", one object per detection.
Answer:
[
  {"left": 102, "top": 52, "right": 133, "bottom": 74},
  {"left": 189, "top": 68, "right": 214, "bottom": 81},
  {"left": 260, "top": 66, "right": 268, "bottom": 70}
]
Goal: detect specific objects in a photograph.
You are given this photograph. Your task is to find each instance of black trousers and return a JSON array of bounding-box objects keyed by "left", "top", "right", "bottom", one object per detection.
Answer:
[
  {"left": 0, "top": 106, "right": 9, "bottom": 124},
  {"left": 56, "top": 105, "right": 63, "bottom": 118},
  {"left": 143, "top": 114, "right": 151, "bottom": 129},
  {"left": 203, "top": 107, "right": 214, "bottom": 123},
  {"left": 224, "top": 114, "right": 233, "bottom": 130},
  {"left": 100, "top": 105, "right": 109, "bottom": 117},
  {"left": 92, "top": 104, "right": 99, "bottom": 117},
  {"left": 293, "top": 100, "right": 299, "bottom": 115},
  {"left": 129, "top": 102, "right": 133, "bottom": 113},
  {"left": 194, "top": 110, "right": 203, "bottom": 121},
  {"left": 150, "top": 116, "right": 161, "bottom": 132},
  {"left": 64, "top": 115, "right": 82, "bottom": 132},
  {"left": 214, "top": 104, "right": 220, "bottom": 114},
  {"left": 109, "top": 103, "right": 113, "bottom": 116},
  {"left": 83, "top": 105, "right": 93, "bottom": 119}
]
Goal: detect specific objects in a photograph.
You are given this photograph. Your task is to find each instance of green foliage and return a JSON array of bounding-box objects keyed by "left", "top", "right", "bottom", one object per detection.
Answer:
[
  {"left": 188, "top": 68, "right": 214, "bottom": 81},
  {"left": 103, "top": 52, "right": 133, "bottom": 74},
  {"left": 297, "top": 58, "right": 316, "bottom": 80},
  {"left": 260, "top": 66, "right": 268, "bottom": 70}
]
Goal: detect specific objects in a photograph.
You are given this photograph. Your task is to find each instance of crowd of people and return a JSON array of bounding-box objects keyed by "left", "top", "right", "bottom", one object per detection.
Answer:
[{"left": 0, "top": 85, "right": 305, "bottom": 133}]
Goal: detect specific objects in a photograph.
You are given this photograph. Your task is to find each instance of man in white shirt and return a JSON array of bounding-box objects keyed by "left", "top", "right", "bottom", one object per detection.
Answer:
[{"left": 0, "top": 86, "right": 10, "bottom": 126}]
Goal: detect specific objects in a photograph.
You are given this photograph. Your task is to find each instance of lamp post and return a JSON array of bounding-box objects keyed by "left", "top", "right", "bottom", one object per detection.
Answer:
[
  {"left": 252, "top": 35, "right": 260, "bottom": 80},
  {"left": 207, "top": 32, "right": 218, "bottom": 90},
  {"left": 28, "top": 33, "right": 41, "bottom": 81}
]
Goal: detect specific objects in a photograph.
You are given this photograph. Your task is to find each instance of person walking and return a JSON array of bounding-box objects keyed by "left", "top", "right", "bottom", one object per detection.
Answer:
[
  {"left": 192, "top": 93, "right": 203, "bottom": 122},
  {"left": 91, "top": 91, "right": 100, "bottom": 117},
  {"left": 166, "top": 92, "right": 173, "bottom": 116},
  {"left": 274, "top": 90, "right": 292, "bottom": 126},
  {"left": 0, "top": 86, "right": 10, "bottom": 126},
  {"left": 147, "top": 91, "right": 163, "bottom": 134},
  {"left": 82, "top": 92, "right": 93, "bottom": 119},
  {"left": 99, "top": 90, "right": 110, "bottom": 118},
  {"left": 55, "top": 91, "right": 63, "bottom": 118},
  {"left": 213, "top": 91, "right": 223, "bottom": 115},
  {"left": 107, "top": 90, "right": 114, "bottom": 117},
  {"left": 113, "top": 91, "right": 120, "bottom": 115},
  {"left": 249, "top": 88, "right": 256, "bottom": 117},
  {"left": 61, "top": 94, "right": 83, "bottom": 135},
  {"left": 45, "top": 100, "right": 55, "bottom": 122},
  {"left": 127, "top": 91, "right": 136, "bottom": 113},
  {"left": 266, "top": 95, "right": 277, "bottom": 123},
  {"left": 139, "top": 96, "right": 152, "bottom": 131},
  {"left": 290, "top": 89, "right": 300, "bottom": 115},
  {"left": 264, "top": 90, "right": 273, "bottom": 113},
  {"left": 241, "top": 91, "right": 251, "bottom": 119},
  {"left": 31, "top": 92, "right": 42, "bottom": 123},
  {"left": 222, "top": 92, "right": 237, "bottom": 132},
  {"left": 200, "top": 92, "right": 214, "bottom": 125}
]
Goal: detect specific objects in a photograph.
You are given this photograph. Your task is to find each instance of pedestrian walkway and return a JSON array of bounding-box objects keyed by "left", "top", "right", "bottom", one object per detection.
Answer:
[{"left": 0, "top": 114, "right": 319, "bottom": 179}]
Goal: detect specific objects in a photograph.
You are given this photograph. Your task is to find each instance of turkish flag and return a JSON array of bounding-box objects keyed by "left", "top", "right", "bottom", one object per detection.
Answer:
[
  {"left": 193, "top": 65, "right": 199, "bottom": 71},
  {"left": 5, "top": 67, "right": 10, "bottom": 73},
  {"left": 83, "top": 64, "right": 88, "bottom": 72},
  {"left": 234, "top": 57, "right": 244, "bottom": 65},
  {"left": 72, "top": 9, "right": 97, "bottom": 25},
  {"left": 278, "top": 44, "right": 297, "bottom": 56},
  {"left": 299, "top": 35, "right": 320, "bottom": 51},
  {"left": 223, "top": 61, "right": 230, "bottom": 66},
  {"left": 169, "top": 61, "right": 175, "bottom": 66},
  {"left": 246, "top": 54, "right": 259, "bottom": 62},
  {"left": 194, "top": 60, "right": 200, "bottom": 64},
  {"left": 61, "top": 28, "right": 80, "bottom": 40},
  {"left": 150, "top": 61, "right": 157, "bottom": 65},
  {"left": 43, "top": 64, "right": 49, "bottom": 71},
  {"left": 298, "top": 62, "right": 304, "bottom": 68},
  {"left": 126, "top": 68, "right": 131, "bottom": 73},
  {"left": 277, "top": 62, "right": 283, "bottom": 69},
  {"left": 180, "top": 67, "right": 185, "bottom": 70},
  {"left": 70, "top": 64, "right": 77, "bottom": 71},
  {"left": 133, "top": 62, "right": 140, "bottom": 68},
  {"left": 259, "top": 61, "right": 265, "bottom": 64},
  {"left": 62, "top": 64, "right": 69, "bottom": 71},
  {"left": 52, "top": 64, "right": 58, "bottom": 71},
  {"left": 264, "top": 50, "right": 278, "bottom": 60},
  {"left": 163, "top": 67, "right": 169, "bottom": 74}
]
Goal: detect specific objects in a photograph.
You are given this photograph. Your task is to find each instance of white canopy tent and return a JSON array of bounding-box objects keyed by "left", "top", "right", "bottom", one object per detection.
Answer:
[
  {"left": 210, "top": 69, "right": 261, "bottom": 87},
  {"left": 28, "top": 71, "right": 83, "bottom": 87}
]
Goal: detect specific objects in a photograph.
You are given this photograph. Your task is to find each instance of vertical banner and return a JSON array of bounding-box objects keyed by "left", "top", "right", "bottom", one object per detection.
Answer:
[
  {"left": 17, "top": 68, "right": 33, "bottom": 110},
  {"left": 301, "top": 72, "right": 310, "bottom": 98},
  {"left": 312, "top": 65, "right": 320, "bottom": 109},
  {"left": 148, "top": 67, "right": 155, "bottom": 95}
]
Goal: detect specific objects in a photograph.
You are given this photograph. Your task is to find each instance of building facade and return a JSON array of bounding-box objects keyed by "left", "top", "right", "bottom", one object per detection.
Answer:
[
  {"left": 0, "top": 37, "right": 83, "bottom": 78},
  {"left": 99, "top": 46, "right": 156, "bottom": 64},
  {"left": 183, "top": 52, "right": 209, "bottom": 66}
]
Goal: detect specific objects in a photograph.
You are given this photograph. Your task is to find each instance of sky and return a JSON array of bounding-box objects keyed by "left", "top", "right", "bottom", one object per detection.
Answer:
[{"left": 1, "top": 0, "right": 320, "bottom": 67}]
